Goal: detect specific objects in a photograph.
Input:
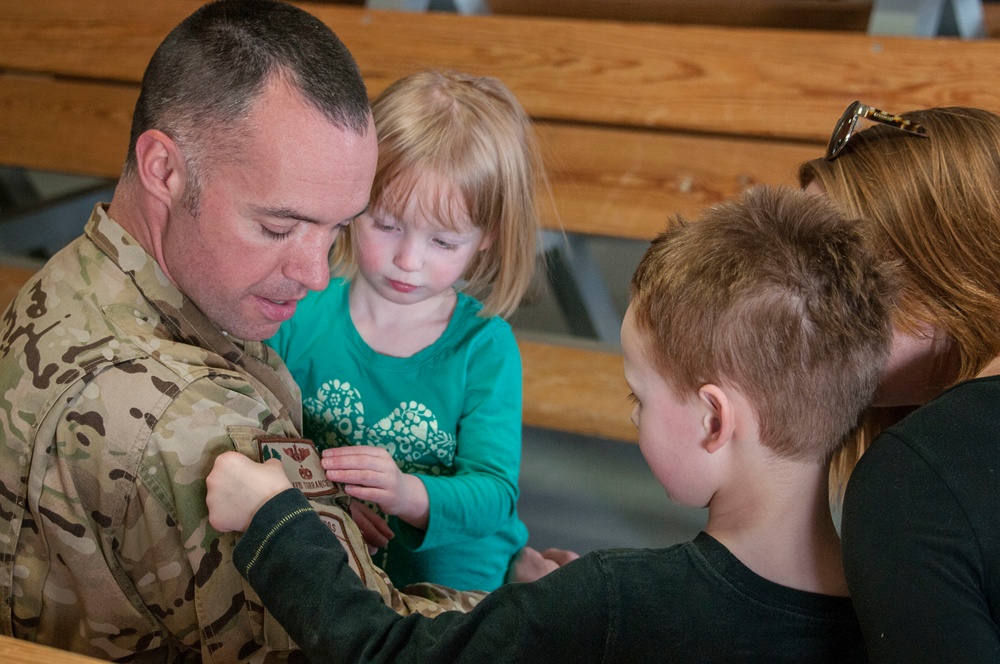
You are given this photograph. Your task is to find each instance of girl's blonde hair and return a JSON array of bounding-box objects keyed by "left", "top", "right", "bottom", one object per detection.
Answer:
[
  {"left": 799, "top": 106, "right": 1000, "bottom": 489},
  {"left": 331, "top": 70, "right": 543, "bottom": 318}
]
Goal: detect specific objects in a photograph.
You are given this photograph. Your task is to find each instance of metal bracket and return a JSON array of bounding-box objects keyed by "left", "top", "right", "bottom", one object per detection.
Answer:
[
  {"left": 868, "top": 0, "right": 986, "bottom": 38},
  {"left": 539, "top": 231, "right": 622, "bottom": 347},
  {"left": 364, "top": 0, "right": 489, "bottom": 14}
]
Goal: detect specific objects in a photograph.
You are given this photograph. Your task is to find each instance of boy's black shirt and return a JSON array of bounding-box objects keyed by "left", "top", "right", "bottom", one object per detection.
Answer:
[{"left": 236, "top": 489, "right": 865, "bottom": 663}]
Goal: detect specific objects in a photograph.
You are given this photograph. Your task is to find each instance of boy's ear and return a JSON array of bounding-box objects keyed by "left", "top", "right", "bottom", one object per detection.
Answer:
[
  {"left": 698, "top": 384, "right": 734, "bottom": 454},
  {"left": 134, "top": 129, "right": 187, "bottom": 208}
]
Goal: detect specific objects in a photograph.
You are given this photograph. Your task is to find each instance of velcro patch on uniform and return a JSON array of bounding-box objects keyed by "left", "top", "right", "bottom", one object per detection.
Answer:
[
  {"left": 315, "top": 507, "right": 368, "bottom": 585},
  {"left": 256, "top": 437, "right": 348, "bottom": 501}
]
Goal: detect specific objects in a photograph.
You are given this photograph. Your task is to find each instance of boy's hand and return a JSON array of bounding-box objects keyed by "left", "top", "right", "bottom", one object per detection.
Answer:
[
  {"left": 510, "top": 546, "right": 581, "bottom": 583},
  {"left": 322, "top": 446, "right": 429, "bottom": 528},
  {"left": 207, "top": 451, "right": 292, "bottom": 533}
]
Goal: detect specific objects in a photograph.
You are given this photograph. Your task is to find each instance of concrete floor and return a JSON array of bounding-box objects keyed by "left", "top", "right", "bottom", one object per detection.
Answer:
[
  {"left": 518, "top": 426, "right": 707, "bottom": 555},
  {"left": 504, "top": 229, "right": 709, "bottom": 555}
]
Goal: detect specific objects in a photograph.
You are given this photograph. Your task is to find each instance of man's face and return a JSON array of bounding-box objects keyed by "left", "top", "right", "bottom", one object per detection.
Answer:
[{"left": 162, "top": 80, "right": 377, "bottom": 341}]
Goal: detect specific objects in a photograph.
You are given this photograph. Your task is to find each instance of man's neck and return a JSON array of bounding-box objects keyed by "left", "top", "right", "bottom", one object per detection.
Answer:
[{"left": 106, "top": 182, "right": 176, "bottom": 288}]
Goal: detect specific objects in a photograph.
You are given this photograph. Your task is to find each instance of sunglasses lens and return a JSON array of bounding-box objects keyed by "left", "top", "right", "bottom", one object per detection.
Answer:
[{"left": 826, "top": 103, "right": 861, "bottom": 160}]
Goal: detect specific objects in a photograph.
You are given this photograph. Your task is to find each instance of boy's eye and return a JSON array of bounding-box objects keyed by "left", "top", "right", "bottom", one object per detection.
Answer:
[{"left": 626, "top": 392, "right": 639, "bottom": 405}]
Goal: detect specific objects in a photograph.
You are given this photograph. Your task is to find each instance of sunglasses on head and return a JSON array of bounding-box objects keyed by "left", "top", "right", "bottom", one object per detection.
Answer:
[{"left": 825, "top": 100, "right": 928, "bottom": 161}]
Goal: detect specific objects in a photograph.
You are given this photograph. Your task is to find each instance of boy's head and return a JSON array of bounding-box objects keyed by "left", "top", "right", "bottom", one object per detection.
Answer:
[{"left": 627, "top": 185, "right": 896, "bottom": 463}]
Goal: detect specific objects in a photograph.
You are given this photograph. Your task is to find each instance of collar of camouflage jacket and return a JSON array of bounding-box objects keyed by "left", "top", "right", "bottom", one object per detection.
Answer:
[{"left": 85, "top": 204, "right": 302, "bottom": 431}]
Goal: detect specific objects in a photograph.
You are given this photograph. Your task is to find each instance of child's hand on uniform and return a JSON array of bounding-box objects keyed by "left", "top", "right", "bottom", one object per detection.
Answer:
[
  {"left": 322, "top": 446, "right": 429, "bottom": 527},
  {"left": 349, "top": 500, "right": 395, "bottom": 554},
  {"left": 207, "top": 451, "right": 293, "bottom": 533},
  {"left": 510, "top": 546, "right": 581, "bottom": 583}
]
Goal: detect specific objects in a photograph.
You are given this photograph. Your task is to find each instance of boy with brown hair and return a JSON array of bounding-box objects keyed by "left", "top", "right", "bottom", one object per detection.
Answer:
[{"left": 206, "top": 185, "right": 892, "bottom": 663}]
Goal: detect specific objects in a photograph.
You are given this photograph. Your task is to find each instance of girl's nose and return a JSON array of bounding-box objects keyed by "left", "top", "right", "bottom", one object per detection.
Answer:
[{"left": 394, "top": 241, "right": 423, "bottom": 272}]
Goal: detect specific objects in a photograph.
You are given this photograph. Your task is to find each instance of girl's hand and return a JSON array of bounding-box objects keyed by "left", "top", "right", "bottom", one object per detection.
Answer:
[
  {"left": 349, "top": 500, "right": 395, "bottom": 554},
  {"left": 322, "top": 446, "right": 429, "bottom": 529},
  {"left": 206, "top": 452, "right": 292, "bottom": 533}
]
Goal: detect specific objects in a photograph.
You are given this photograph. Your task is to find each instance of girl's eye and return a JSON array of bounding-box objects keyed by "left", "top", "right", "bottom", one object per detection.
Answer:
[
  {"left": 373, "top": 220, "right": 397, "bottom": 232},
  {"left": 626, "top": 392, "right": 639, "bottom": 405},
  {"left": 433, "top": 239, "right": 458, "bottom": 251}
]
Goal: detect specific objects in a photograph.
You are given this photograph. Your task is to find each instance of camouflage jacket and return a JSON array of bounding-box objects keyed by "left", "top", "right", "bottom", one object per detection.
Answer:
[{"left": 0, "top": 205, "right": 482, "bottom": 663}]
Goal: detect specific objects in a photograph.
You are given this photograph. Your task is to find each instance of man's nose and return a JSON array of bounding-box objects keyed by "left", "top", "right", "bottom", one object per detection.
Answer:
[{"left": 287, "top": 236, "right": 332, "bottom": 292}]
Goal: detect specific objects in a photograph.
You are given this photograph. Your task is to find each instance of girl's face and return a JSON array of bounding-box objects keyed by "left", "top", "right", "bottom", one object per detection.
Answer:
[{"left": 352, "top": 172, "right": 490, "bottom": 307}]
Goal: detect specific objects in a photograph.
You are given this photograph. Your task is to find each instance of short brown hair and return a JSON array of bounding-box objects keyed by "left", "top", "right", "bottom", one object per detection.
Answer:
[
  {"left": 629, "top": 185, "right": 896, "bottom": 461},
  {"left": 124, "top": 0, "right": 371, "bottom": 212}
]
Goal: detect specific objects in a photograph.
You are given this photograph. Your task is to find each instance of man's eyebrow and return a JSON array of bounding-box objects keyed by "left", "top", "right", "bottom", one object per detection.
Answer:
[
  {"left": 349, "top": 203, "right": 370, "bottom": 221},
  {"left": 254, "top": 205, "right": 324, "bottom": 224},
  {"left": 254, "top": 204, "right": 369, "bottom": 225}
]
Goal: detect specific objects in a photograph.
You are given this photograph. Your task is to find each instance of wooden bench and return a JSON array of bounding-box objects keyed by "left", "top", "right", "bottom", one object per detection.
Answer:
[
  {"left": 0, "top": 265, "right": 37, "bottom": 313},
  {"left": 5, "top": 2, "right": 1000, "bottom": 444},
  {"left": 0, "top": 634, "right": 105, "bottom": 664},
  {"left": 488, "top": 0, "right": 874, "bottom": 31}
]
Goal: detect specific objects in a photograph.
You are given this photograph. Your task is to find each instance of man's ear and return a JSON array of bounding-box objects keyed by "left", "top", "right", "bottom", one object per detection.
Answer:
[
  {"left": 698, "top": 384, "right": 734, "bottom": 454},
  {"left": 134, "top": 129, "right": 187, "bottom": 208}
]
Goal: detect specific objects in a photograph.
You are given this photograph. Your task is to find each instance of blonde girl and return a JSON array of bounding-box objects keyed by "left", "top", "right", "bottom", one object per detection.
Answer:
[{"left": 269, "top": 70, "right": 546, "bottom": 591}]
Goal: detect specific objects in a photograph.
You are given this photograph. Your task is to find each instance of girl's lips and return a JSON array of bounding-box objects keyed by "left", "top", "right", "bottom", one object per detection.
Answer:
[{"left": 389, "top": 280, "right": 417, "bottom": 294}]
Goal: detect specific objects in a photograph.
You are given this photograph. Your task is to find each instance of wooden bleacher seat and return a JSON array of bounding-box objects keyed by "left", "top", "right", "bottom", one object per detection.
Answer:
[
  {"left": 4, "top": 2, "right": 1000, "bottom": 444},
  {"left": 488, "top": 0, "right": 874, "bottom": 31},
  {"left": 0, "top": 634, "right": 106, "bottom": 664},
  {"left": 0, "top": 265, "right": 37, "bottom": 311}
]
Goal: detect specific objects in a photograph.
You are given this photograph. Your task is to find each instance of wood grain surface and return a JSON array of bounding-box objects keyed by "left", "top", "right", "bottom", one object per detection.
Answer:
[
  {"left": 0, "top": 73, "right": 816, "bottom": 239},
  {"left": 2, "top": 2, "right": 999, "bottom": 139},
  {"left": 0, "top": 634, "right": 107, "bottom": 664},
  {"left": 4, "top": 1, "right": 1000, "bottom": 444},
  {"left": 0, "top": 264, "right": 37, "bottom": 311}
]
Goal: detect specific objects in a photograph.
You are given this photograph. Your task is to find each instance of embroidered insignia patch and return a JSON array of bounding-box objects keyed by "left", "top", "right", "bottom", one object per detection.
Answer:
[
  {"left": 256, "top": 437, "right": 349, "bottom": 502},
  {"left": 315, "top": 507, "right": 368, "bottom": 585}
]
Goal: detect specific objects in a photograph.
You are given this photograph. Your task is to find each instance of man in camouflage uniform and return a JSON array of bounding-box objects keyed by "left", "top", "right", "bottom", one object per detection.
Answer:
[{"left": 0, "top": 1, "right": 481, "bottom": 661}]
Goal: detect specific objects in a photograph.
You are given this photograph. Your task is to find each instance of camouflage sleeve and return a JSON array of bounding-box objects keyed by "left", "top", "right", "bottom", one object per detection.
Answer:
[{"left": 117, "top": 371, "right": 482, "bottom": 662}]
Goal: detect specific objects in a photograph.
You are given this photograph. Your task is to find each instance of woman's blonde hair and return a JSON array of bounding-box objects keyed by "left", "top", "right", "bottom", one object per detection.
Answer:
[
  {"left": 331, "top": 70, "right": 544, "bottom": 318},
  {"left": 799, "top": 106, "right": 1000, "bottom": 489}
]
